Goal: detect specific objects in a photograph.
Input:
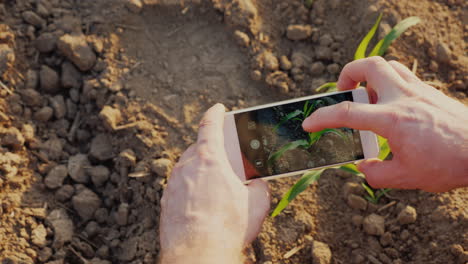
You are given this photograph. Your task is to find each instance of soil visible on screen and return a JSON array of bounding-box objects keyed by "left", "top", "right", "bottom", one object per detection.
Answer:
[{"left": 0, "top": 0, "right": 466, "bottom": 263}]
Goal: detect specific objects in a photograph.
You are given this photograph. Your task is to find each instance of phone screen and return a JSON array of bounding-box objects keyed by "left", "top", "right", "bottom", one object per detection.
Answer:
[{"left": 234, "top": 92, "right": 364, "bottom": 180}]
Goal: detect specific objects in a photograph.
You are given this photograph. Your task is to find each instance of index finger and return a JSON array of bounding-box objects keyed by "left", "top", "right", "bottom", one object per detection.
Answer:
[
  {"left": 302, "top": 101, "right": 395, "bottom": 139},
  {"left": 337, "top": 57, "right": 406, "bottom": 103}
]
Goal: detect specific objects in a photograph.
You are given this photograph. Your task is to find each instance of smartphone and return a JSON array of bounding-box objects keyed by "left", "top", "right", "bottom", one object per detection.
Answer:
[{"left": 223, "top": 88, "right": 379, "bottom": 182}]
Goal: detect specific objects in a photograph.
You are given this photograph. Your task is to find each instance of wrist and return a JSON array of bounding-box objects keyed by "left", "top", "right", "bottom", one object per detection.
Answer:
[{"left": 160, "top": 244, "right": 244, "bottom": 264}]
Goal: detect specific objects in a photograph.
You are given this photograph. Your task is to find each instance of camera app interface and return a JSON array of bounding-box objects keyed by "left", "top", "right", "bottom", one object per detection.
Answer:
[{"left": 234, "top": 92, "right": 364, "bottom": 180}]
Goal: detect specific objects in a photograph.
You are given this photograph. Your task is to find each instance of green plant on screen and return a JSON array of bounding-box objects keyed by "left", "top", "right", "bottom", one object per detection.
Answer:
[
  {"left": 271, "top": 14, "right": 420, "bottom": 217},
  {"left": 268, "top": 100, "right": 347, "bottom": 166}
]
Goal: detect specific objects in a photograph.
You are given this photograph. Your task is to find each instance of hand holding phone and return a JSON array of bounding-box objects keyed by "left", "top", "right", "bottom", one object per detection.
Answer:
[
  {"left": 160, "top": 104, "right": 270, "bottom": 264},
  {"left": 304, "top": 57, "right": 468, "bottom": 192}
]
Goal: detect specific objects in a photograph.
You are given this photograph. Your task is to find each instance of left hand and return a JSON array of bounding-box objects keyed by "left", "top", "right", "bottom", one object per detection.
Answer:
[{"left": 159, "top": 104, "right": 270, "bottom": 264}]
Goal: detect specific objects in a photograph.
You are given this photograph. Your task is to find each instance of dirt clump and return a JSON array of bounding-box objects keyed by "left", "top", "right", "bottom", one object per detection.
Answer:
[
  {"left": 150, "top": 158, "right": 173, "bottom": 177},
  {"left": 57, "top": 34, "right": 97, "bottom": 72},
  {"left": 99, "top": 105, "right": 122, "bottom": 130},
  {"left": 44, "top": 165, "right": 68, "bottom": 189},
  {"left": 363, "top": 213, "right": 386, "bottom": 236},
  {"left": 287, "top": 24, "right": 313, "bottom": 41},
  {"left": 72, "top": 187, "right": 102, "bottom": 221},
  {"left": 347, "top": 193, "right": 368, "bottom": 211},
  {"left": 34, "top": 106, "right": 53, "bottom": 122},
  {"left": 125, "top": 0, "right": 144, "bottom": 14},
  {"left": 68, "top": 154, "right": 91, "bottom": 183},
  {"left": 311, "top": 240, "right": 332, "bottom": 264},
  {"left": 46, "top": 208, "right": 74, "bottom": 249},
  {"left": 39, "top": 65, "right": 60, "bottom": 94},
  {"left": 0, "top": 44, "right": 14, "bottom": 76},
  {"left": 396, "top": 205, "right": 417, "bottom": 224},
  {"left": 89, "top": 134, "right": 113, "bottom": 161},
  {"left": 88, "top": 165, "right": 110, "bottom": 187},
  {"left": 35, "top": 32, "right": 57, "bottom": 53}
]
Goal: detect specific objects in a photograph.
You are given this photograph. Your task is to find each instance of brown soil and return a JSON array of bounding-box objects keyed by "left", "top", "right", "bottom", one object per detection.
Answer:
[{"left": 0, "top": 0, "right": 467, "bottom": 263}]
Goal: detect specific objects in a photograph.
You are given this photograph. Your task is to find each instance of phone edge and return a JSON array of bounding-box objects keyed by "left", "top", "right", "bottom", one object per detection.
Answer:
[
  {"left": 223, "top": 114, "right": 248, "bottom": 181},
  {"left": 243, "top": 159, "right": 366, "bottom": 184},
  {"left": 352, "top": 89, "right": 380, "bottom": 159},
  {"left": 225, "top": 88, "right": 365, "bottom": 116}
]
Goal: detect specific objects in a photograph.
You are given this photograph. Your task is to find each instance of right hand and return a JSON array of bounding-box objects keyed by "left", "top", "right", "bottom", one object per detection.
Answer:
[{"left": 302, "top": 57, "right": 468, "bottom": 192}]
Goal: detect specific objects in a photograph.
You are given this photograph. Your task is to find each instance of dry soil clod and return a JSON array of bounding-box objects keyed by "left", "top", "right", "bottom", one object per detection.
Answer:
[
  {"left": 72, "top": 187, "right": 102, "bottom": 221},
  {"left": 363, "top": 213, "right": 385, "bottom": 236},
  {"left": 57, "top": 34, "right": 97, "bottom": 72},
  {"left": 68, "top": 154, "right": 91, "bottom": 183},
  {"left": 44, "top": 164, "right": 68, "bottom": 189},
  {"left": 46, "top": 208, "right": 74, "bottom": 249},
  {"left": 99, "top": 105, "right": 122, "bottom": 130},
  {"left": 396, "top": 205, "right": 417, "bottom": 225},
  {"left": 347, "top": 194, "right": 368, "bottom": 211},
  {"left": 89, "top": 134, "right": 114, "bottom": 161},
  {"left": 150, "top": 158, "right": 173, "bottom": 177},
  {"left": 125, "top": 0, "right": 144, "bottom": 14},
  {"left": 311, "top": 240, "right": 332, "bottom": 264},
  {"left": 35, "top": 32, "right": 57, "bottom": 53},
  {"left": 286, "top": 24, "right": 313, "bottom": 41},
  {"left": 40, "top": 65, "right": 60, "bottom": 94},
  {"left": 0, "top": 43, "right": 14, "bottom": 77}
]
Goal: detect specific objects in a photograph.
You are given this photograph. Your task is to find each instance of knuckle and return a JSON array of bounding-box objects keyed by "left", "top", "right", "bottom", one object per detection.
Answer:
[
  {"left": 368, "top": 56, "right": 388, "bottom": 70},
  {"left": 383, "top": 109, "right": 401, "bottom": 138},
  {"left": 386, "top": 110, "right": 400, "bottom": 126},
  {"left": 199, "top": 118, "right": 215, "bottom": 129},
  {"left": 336, "top": 101, "right": 353, "bottom": 120},
  {"left": 196, "top": 145, "right": 217, "bottom": 165},
  {"left": 367, "top": 56, "right": 387, "bottom": 67}
]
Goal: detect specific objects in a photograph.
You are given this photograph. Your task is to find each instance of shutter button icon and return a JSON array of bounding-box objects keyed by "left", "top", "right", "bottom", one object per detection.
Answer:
[{"left": 250, "top": 139, "right": 260, "bottom": 150}]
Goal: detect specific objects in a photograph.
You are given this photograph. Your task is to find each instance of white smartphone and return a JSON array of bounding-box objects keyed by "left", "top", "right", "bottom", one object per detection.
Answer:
[{"left": 223, "top": 88, "right": 379, "bottom": 182}]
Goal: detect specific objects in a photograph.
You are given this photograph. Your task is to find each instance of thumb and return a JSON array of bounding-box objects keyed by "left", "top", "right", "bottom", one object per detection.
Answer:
[
  {"left": 358, "top": 158, "right": 405, "bottom": 189},
  {"left": 197, "top": 103, "right": 226, "bottom": 147},
  {"left": 245, "top": 179, "right": 270, "bottom": 244},
  {"left": 248, "top": 179, "right": 270, "bottom": 206}
]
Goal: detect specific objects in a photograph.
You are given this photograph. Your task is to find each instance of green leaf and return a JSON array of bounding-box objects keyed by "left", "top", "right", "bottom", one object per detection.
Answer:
[
  {"left": 375, "top": 188, "right": 391, "bottom": 201},
  {"left": 323, "top": 128, "right": 347, "bottom": 140},
  {"left": 308, "top": 128, "right": 347, "bottom": 147},
  {"left": 339, "top": 163, "right": 364, "bottom": 177},
  {"left": 364, "top": 195, "right": 377, "bottom": 204},
  {"left": 304, "top": 0, "right": 313, "bottom": 8},
  {"left": 361, "top": 182, "right": 376, "bottom": 200},
  {"left": 378, "top": 136, "right": 391, "bottom": 160},
  {"left": 273, "top": 109, "right": 303, "bottom": 132},
  {"left": 354, "top": 13, "right": 383, "bottom": 60},
  {"left": 304, "top": 99, "right": 322, "bottom": 118},
  {"left": 303, "top": 101, "right": 310, "bottom": 115},
  {"left": 268, "top": 139, "right": 309, "bottom": 166},
  {"left": 271, "top": 169, "right": 325, "bottom": 217},
  {"left": 369, "top": 16, "right": 421, "bottom": 56},
  {"left": 316, "top": 82, "right": 337, "bottom": 93}
]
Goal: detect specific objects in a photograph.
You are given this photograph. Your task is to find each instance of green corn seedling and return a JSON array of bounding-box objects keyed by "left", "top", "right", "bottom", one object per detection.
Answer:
[
  {"left": 361, "top": 182, "right": 391, "bottom": 204},
  {"left": 268, "top": 100, "right": 347, "bottom": 166},
  {"left": 271, "top": 14, "right": 420, "bottom": 217}
]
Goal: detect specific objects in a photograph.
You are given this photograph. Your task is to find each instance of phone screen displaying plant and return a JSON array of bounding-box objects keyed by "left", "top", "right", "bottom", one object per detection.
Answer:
[{"left": 234, "top": 92, "right": 364, "bottom": 180}]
